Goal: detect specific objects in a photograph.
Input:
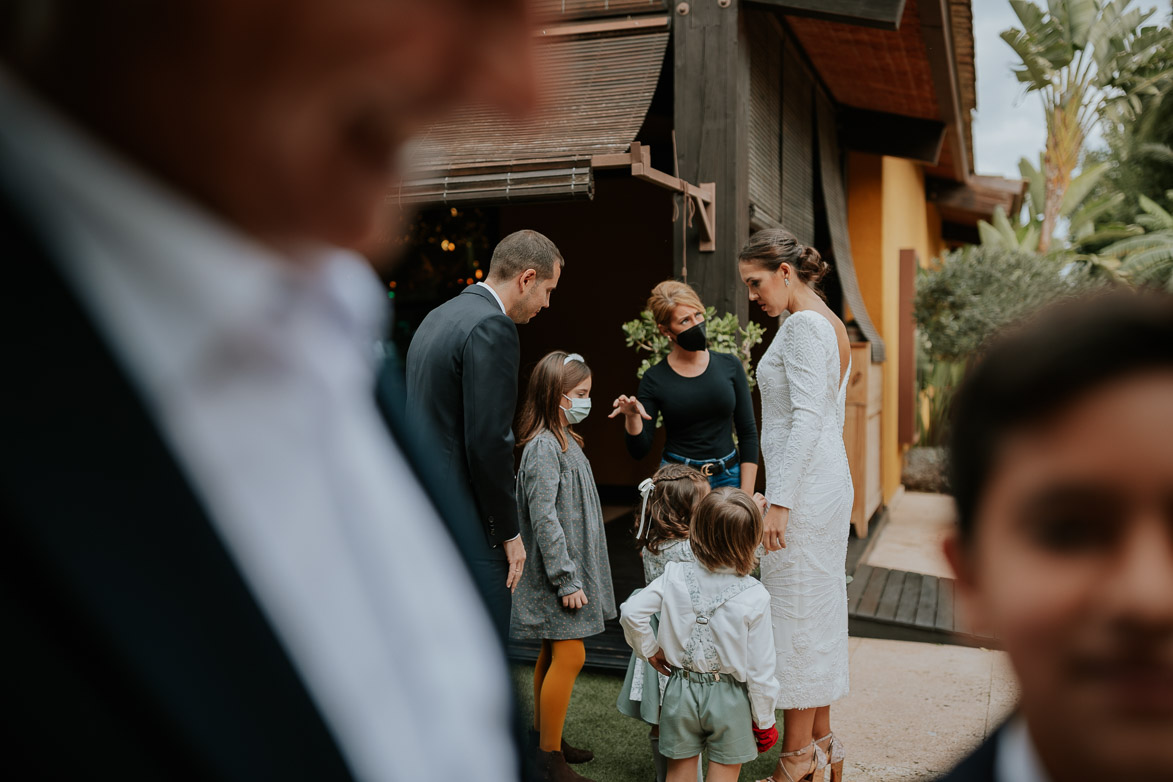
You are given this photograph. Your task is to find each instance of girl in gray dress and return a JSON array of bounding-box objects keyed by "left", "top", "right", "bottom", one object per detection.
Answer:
[{"left": 511, "top": 351, "right": 616, "bottom": 782}]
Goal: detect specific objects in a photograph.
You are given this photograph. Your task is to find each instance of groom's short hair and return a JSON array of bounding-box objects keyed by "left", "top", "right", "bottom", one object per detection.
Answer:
[
  {"left": 488, "top": 229, "right": 564, "bottom": 282},
  {"left": 949, "top": 289, "right": 1173, "bottom": 543}
]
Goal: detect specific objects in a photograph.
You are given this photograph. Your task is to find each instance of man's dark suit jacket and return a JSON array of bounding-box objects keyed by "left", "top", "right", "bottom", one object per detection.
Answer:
[
  {"left": 936, "top": 728, "right": 1000, "bottom": 782},
  {"left": 0, "top": 190, "right": 513, "bottom": 779},
  {"left": 402, "top": 284, "right": 521, "bottom": 559}
]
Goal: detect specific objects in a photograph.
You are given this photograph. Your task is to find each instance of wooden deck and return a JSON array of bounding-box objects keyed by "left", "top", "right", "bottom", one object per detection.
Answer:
[
  {"left": 847, "top": 564, "right": 997, "bottom": 648},
  {"left": 507, "top": 507, "right": 995, "bottom": 673}
]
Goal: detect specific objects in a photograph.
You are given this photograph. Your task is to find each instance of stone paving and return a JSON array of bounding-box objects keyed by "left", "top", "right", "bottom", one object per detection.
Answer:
[
  {"left": 835, "top": 491, "right": 1018, "bottom": 780},
  {"left": 835, "top": 637, "right": 1017, "bottom": 781}
]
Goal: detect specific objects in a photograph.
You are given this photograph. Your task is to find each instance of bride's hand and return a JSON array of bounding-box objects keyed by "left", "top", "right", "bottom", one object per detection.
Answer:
[{"left": 762, "top": 504, "right": 790, "bottom": 551}]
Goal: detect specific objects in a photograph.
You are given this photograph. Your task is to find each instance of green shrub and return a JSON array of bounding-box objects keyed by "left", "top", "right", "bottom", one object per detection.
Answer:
[
  {"left": 620, "top": 306, "right": 765, "bottom": 429},
  {"left": 914, "top": 246, "right": 1105, "bottom": 364}
]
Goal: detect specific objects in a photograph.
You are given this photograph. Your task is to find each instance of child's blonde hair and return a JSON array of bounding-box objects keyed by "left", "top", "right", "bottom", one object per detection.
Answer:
[
  {"left": 690, "top": 488, "right": 763, "bottom": 577},
  {"left": 635, "top": 463, "right": 709, "bottom": 554}
]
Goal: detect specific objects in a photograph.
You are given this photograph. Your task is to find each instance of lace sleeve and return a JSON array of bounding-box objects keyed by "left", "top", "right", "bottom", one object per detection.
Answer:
[{"left": 766, "top": 313, "right": 832, "bottom": 510}]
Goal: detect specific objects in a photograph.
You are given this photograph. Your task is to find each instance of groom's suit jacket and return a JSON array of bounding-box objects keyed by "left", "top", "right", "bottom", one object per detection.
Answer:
[
  {"left": 0, "top": 191, "right": 510, "bottom": 779},
  {"left": 401, "top": 284, "right": 521, "bottom": 561}
]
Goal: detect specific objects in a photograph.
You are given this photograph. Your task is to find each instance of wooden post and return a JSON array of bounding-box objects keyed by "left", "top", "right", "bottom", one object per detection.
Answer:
[
  {"left": 898, "top": 249, "right": 918, "bottom": 446},
  {"left": 673, "top": 0, "right": 750, "bottom": 321}
]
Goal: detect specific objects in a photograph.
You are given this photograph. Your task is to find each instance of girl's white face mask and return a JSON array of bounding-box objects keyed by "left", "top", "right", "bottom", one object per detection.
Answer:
[{"left": 562, "top": 395, "right": 591, "bottom": 425}]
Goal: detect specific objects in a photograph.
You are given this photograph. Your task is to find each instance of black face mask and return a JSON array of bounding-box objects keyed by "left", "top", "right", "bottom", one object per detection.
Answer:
[{"left": 675, "top": 321, "right": 708, "bottom": 352}]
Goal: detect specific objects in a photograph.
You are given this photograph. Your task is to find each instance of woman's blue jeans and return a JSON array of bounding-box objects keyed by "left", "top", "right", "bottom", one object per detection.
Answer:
[{"left": 660, "top": 450, "right": 742, "bottom": 489}]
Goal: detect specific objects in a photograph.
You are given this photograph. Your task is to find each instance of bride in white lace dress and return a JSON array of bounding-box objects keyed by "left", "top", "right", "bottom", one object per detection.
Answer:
[{"left": 739, "top": 229, "right": 853, "bottom": 782}]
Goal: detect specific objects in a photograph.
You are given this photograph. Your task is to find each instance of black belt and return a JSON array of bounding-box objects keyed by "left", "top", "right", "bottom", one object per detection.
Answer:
[{"left": 662, "top": 449, "right": 738, "bottom": 477}]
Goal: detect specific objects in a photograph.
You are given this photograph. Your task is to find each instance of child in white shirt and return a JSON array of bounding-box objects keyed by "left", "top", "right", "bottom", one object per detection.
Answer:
[
  {"left": 616, "top": 463, "right": 710, "bottom": 782},
  {"left": 621, "top": 487, "right": 781, "bottom": 782}
]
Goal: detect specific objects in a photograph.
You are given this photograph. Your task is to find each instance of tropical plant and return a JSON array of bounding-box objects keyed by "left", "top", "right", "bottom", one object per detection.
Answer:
[
  {"left": 621, "top": 306, "right": 765, "bottom": 387},
  {"left": 916, "top": 355, "right": 966, "bottom": 448},
  {"left": 1098, "top": 192, "right": 1173, "bottom": 288},
  {"left": 1002, "top": 0, "right": 1173, "bottom": 251},
  {"left": 978, "top": 153, "right": 1127, "bottom": 261},
  {"left": 1083, "top": 88, "right": 1173, "bottom": 231}
]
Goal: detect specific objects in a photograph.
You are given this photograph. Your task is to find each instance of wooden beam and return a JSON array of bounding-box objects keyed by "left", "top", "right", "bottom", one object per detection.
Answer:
[
  {"left": 589, "top": 145, "right": 717, "bottom": 250},
  {"left": 535, "top": 13, "right": 670, "bottom": 38},
  {"left": 749, "top": 0, "right": 907, "bottom": 31},
  {"left": 839, "top": 108, "right": 946, "bottom": 165},
  {"left": 919, "top": 0, "right": 969, "bottom": 182},
  {"left": 673, "top": 0, "right": 751, "bottom": 321},
  {"left": 693, "top": 183, "right": 717, "bottom": 252}
]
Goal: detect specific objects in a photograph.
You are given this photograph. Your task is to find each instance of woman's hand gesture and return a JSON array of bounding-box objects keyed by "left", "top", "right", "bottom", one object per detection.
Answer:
[
  {"left": 562, "top": 589, "right": 589, "bottom": 610},
  {"left": 609, "top": 395, "right": 651, "bottom": 435},
  {"left": 609, "top": 395, "right": 650, "bottom": 420},
  {"left": 762, "top": 504, "right": 790, "bottom": 552}
]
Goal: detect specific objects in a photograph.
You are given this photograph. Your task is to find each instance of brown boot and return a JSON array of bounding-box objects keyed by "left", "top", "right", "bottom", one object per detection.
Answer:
[
  {"left": 530, "top": 730, "right": 594, "bottom": 764},
  {"left": 536, "top": 749, "right": 595, "bottom": 782}
]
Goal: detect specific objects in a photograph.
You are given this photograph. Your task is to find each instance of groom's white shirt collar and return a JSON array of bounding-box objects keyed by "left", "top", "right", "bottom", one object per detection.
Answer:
[
  {"left": 476, "top": 280, "right": 507, "bottom": 314},
  {"left": 996, "top": 717, "right": 1052, "bottom": 782}
]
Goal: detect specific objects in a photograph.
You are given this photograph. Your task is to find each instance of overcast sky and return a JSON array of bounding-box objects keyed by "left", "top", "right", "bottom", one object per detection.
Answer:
[{"left": 971, "top": 0, "right": 1049, "bottom": 179}]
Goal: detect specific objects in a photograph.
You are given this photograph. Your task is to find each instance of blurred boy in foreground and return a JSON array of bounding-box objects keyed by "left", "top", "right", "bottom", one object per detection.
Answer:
[{"left": 940, "top": 291, "right": 1173, "bottom": 782}]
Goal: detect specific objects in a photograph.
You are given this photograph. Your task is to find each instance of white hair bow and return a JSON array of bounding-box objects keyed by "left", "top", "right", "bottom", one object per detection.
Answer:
[{"left": 636, "top": 478, "right": 656, "bottom": 539}]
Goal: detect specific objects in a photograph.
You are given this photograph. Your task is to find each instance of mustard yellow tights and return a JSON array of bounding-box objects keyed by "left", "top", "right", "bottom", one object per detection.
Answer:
[{"left": 532, "top": 638, "right": 585, "bottom": 752}]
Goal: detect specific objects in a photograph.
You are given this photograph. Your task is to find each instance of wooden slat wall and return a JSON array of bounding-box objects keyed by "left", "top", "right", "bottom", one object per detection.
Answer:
[
  {"left": 748, "top": 13, "right": 783, "bottom": 227},
  {"left": 816, "top": 92, "right": 887, "bottom": 363},
  {"left": 408, "top": 30, "right": 669, "bottom": 170},
  {"left": 780, "top": 43, "right": 815, "bottom": 247}
]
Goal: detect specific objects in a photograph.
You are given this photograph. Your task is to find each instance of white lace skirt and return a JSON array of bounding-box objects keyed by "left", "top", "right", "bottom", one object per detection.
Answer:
[{"left": 759, "top": 479, "right": 852, "bottom": 709}]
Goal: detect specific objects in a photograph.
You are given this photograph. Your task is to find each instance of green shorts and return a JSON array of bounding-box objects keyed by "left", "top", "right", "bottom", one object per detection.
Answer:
[{"left": 657, "top": 669, "right": 758, "bottom": 765}]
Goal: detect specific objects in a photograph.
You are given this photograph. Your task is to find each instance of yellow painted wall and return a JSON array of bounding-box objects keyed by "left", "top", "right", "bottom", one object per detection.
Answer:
[
  {"left": 846, "top": 153, "right": 944, "bottom": 506},
  {"left": 847, "top": 152, "right": 884, "bottom": 326}
]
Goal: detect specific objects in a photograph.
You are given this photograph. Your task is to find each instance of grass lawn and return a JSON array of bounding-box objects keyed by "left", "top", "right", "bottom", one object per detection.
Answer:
[{"left": 511, "top": 666, "right": 782, "bottom": 781}]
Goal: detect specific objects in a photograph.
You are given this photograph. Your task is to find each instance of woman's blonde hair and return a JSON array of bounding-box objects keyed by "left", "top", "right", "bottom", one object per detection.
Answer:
[
  {"left": 647, "top": 280, "right": 705, "bottom": 329},
  {"left": 689, "top": 488, "right": 763, "bottom": 576},
  {"left": 635, "top": 463, "right": 710, "bottom": 554},
  {"left": 517, "top": 351, "right": 590, "bottom": 453}
]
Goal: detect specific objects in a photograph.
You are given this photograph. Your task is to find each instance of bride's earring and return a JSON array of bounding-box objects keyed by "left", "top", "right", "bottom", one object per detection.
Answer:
[{"left": 784, "top": 277, "right": 790, "bottom": 287}]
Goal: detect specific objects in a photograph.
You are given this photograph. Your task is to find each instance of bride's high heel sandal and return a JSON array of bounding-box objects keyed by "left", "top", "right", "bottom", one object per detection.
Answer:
[
  {"left": 756, "top": 741, "right": 825, "bottom": 782},
  {"left": 812, "top": 732, "right": 845, "bottom": 782}
]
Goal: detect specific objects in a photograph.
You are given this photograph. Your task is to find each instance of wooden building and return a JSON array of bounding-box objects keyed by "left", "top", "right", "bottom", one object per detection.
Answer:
[{"left": 393, "top": 0, "right": 1023, "bottom": 533}]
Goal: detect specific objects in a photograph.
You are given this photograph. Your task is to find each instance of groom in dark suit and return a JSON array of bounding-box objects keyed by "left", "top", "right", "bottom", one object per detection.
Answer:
[
  {"left": 404, "top": 229, "right": 564, "bottom": 635},
  {"left": 1, "top": 1, "right": 541, "bottom": 779}
]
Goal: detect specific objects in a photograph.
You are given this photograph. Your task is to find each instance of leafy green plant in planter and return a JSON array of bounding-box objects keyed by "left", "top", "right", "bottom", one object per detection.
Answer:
[{"left": 621, "top": 306, "right": 766, "bottom": 428}]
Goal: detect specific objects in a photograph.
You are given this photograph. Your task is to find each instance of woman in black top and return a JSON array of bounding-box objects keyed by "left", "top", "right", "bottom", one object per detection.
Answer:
[{"left": 610, "top": 280, "right": 759, "bottom": 491}]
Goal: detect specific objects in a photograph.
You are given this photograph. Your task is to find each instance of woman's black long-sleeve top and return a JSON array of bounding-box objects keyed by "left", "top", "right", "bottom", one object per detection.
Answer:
[{"left": 625, "top": 351, "right": 759, "bottom": 464}]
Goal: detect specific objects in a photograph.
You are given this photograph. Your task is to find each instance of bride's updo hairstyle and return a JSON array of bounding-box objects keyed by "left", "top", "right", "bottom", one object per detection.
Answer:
[{"left": 738, "top": 228, "right": 830, "bottom": 298}]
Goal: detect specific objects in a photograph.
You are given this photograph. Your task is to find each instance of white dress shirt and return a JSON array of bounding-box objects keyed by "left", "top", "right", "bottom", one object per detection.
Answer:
[
  {"left": 0, "top": 71, "right": 516, "bottom": 782},
  {"left": 621, "top": 561, "right": 780, "bottom": 727},
  {"left": 476, "top": 280, "right": 507, "bottom": 314},
  {"left": 996, "top": 718, "right": 1051, "bottom": 782}
]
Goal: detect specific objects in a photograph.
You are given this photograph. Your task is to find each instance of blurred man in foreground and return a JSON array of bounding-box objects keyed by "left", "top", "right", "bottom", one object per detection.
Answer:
[
  {"left": 940, "top": 291, "right": 1173, "bottom": 781},
  {"left": 0, "top": 1, "right": 537, "bottom": 779}
]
